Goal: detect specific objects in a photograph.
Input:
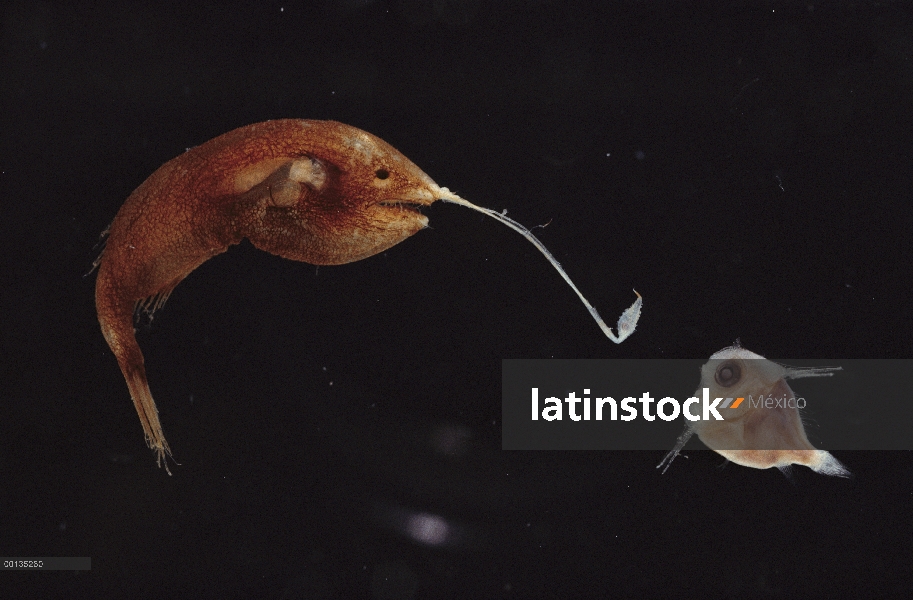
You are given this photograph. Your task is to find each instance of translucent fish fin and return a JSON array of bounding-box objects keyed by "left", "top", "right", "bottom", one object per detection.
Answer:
[{"left": 657, "top": 427, "right": 695, "bottom": 474}]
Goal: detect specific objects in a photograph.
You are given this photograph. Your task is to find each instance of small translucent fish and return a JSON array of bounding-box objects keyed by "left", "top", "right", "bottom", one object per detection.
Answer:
[{"left": 658, "top": 343, "right": 850, "bottom": 477}]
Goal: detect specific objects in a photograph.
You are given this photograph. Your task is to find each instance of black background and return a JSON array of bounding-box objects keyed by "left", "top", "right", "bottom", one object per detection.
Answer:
[{"left": 1, "top": 1, "right": 911, "bottom": 598}]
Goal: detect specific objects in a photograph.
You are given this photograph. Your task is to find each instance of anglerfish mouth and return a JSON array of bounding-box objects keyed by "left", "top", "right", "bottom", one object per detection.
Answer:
[{"left": 377, "top": 200, "right": 427, "bottom": 214}]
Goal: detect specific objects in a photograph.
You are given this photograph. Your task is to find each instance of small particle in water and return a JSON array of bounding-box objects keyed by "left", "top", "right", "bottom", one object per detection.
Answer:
[
  {"left": 774, "top": 172, "right": 785, "bottom": 191},
  {"left": 406, "top": 513, "right": 450, "bottom": 546}
]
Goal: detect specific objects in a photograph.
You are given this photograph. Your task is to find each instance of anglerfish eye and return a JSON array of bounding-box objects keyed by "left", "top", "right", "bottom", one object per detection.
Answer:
[
  {"left": 715, "top": 360, "right": 741, "bottom": 387},
  {"left": 375, "top": 168, "right": 390, "bottom": 180}
]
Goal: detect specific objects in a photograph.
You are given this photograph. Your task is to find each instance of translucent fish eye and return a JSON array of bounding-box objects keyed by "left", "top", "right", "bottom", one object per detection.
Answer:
[{"left": 714, "top": 360, "right": 741, "bottom": 387}]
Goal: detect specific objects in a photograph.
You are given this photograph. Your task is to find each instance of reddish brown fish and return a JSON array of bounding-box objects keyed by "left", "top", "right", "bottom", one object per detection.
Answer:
[{"left": 96, "top": 119, "right": 642, "bottom": 471}]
